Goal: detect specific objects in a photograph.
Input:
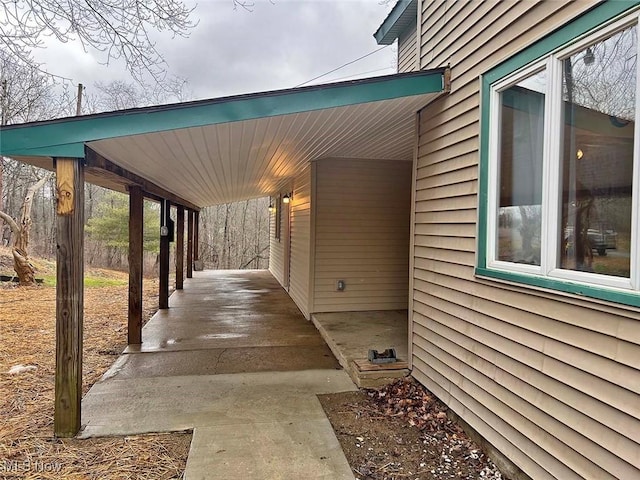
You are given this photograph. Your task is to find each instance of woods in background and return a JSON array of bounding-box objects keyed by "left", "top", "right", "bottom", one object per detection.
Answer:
[
  {"left": 199, "top": 198, "right": 271, "bottom": 271},
  {"left": 0, "top": 165, "right": 271, "bottom": 275}
]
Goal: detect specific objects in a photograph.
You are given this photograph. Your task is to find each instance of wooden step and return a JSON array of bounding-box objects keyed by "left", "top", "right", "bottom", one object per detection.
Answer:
[{"left": 353, "top": 358, "right": 409, "bottom": 372}]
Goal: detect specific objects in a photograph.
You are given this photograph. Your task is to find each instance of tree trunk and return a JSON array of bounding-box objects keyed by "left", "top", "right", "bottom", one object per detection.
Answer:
[
  {"left": 223, "top": 204, "right": 231, "bottom": 269},
  {"left": 0, "top": 174, "right": 50, "bottom": 285}
]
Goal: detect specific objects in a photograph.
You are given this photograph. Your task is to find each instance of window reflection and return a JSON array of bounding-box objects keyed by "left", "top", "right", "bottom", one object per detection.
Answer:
[
  {"left": 498, "top": 71, "right": 546, "bottom": 265},
  {"left": 560, "top": 26, "right": 636, "bottom": 277}
]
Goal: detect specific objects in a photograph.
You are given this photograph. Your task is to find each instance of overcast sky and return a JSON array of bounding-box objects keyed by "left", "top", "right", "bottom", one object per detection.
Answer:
[{"left": 32, "top": 0, "right": 397, "bottom": 102}]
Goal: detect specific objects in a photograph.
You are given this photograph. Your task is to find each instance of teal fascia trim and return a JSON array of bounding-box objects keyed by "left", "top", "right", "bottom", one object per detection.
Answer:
[
  {"left": 0, "top": 70, "right": 444, "bottom": 159},
  {"left": 477, "top": 0, "right": 640, "bottom": 306},
  {"left": 476, "top": 268, "right": 640, "bottom": 308},
  {"left": 374, "top": 0, "right": 417, "bottom": 45}
]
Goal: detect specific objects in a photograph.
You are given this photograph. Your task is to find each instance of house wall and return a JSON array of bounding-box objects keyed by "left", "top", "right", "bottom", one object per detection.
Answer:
[
  {"left": 268, "top": 192, "right": 289, "bottom": 289},
  {"left": 412, "top": 1, "right": 640, "bottom": 479},
  {"left": 289, "top": 166, "right": 312, "bottom": 318},
  {"left": 312, "top": 158, "right": 411, "bottom": 313},
  {"left": 268, "top": 167, "right": 312, "bottom": 317},
  {"left": 398, "top": 22, "right": 418, "bottom": 73}
]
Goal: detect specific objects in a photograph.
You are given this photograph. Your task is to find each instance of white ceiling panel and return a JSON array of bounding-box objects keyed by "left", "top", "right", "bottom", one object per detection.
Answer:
[
  {"left": 1, "top": 70, "right": 446, "bottom": 208},
  {"left": 87, "top": 93, "right": 438, "bottom": 206}
]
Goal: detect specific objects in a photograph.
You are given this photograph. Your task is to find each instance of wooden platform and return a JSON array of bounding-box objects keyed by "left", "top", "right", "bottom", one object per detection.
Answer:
[
  {"left": 311, "top": 311, "right": 410, "bottom": 389},
  {"left": 353, "top": 359, "right": 409, "bottom": 372},
  {"left": 350, "top": 358, "right": 410, "bottom": 388}
]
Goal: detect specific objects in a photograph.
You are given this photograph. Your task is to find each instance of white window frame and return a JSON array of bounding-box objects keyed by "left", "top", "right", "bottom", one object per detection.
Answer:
[
  {"left": 486, "top": 12, "right": 640, "bottom": 292},
  {"left": 487, "top": 59, "right": 550, "bottom": 277}
]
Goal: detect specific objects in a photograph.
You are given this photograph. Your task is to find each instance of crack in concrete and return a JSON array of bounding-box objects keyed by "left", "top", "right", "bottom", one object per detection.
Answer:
[{"left": 212, "top": 348, "right": 227, "bottom": 373}]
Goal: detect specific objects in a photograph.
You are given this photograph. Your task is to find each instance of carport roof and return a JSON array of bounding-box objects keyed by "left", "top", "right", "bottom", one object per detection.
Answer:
[{"left": 0, "top": 69, "right": 446, "bottom": 208}]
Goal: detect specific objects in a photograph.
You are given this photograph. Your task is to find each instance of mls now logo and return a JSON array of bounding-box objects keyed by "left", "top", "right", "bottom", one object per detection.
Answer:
[{"left": 1, "top": 460, "right": 63, "bottom": 473}]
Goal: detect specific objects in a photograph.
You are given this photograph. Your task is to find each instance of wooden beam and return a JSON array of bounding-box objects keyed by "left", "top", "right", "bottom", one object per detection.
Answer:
[
  {"left": 176, "top": 206, "right": 185, "bottom": 289},
  {"left": 128, "top": 186, "right": 144, "bottom": 344},
  {"left": 54, "top": 158, "right": 84, "bottom": 437},
  {"left": 55, "top": 160, "right": 76, "bottom": 215},
  {"left": 84, "top": 147, "right": 201, "bottom": 212},
  {"left": 159, "top": 199, "right": 171, "bottom": 309},
  {"left": 187, "top": 210, "right": 194, "bottom": 279},
  {"left": 194, "top": 210, "right": 200, "bottom": 263}
]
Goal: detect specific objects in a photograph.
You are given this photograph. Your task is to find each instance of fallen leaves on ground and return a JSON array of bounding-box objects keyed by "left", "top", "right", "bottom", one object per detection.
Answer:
[{"left": 320, "top": 377, "right": 503, "bottom": 480}]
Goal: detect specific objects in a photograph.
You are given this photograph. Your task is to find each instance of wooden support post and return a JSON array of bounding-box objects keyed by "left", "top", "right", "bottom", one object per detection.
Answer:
[
  {"left": 176, "top": 206, "right": 184, "bottom": 290},
  {"left": 159, "top": 199, "right": 171, "bottom": 309},
  {"left": 54, "top": 158, "right": 84, "bottom": 437},
  {"left": 128, "top": 186, "right": 143, "bottom": 344},
  {"left": 194, "top": 210, "right": 200, "bottom": 264},
  {"left": 187, "top": 210, "right": 194, "bottom": 279}
]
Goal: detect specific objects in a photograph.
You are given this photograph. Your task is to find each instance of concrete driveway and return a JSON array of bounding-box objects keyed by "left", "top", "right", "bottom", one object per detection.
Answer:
[{"left": 80, "top": 270, "right": 357, "bottom": 479}]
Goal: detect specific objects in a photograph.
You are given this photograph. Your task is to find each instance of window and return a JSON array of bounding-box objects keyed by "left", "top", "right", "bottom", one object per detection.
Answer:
[
  {"left": 479, "top": 5, "right": 640, "bottom": 306},
  {"left": 495, "top": 69, "right": 546, "bottom": 267},
  {"left": 275, "top": 195, "right": 282, "bottom": 240}
]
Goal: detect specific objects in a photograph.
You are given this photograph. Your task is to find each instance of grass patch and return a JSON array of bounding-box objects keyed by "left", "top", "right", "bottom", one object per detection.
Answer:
[
  {"left": 38, "top": 274, "right": 56, "bottom": 287},
  {"left": 85, "top": 276, "right": 128, "bottom": 288},
  {"left": 38, "top": 275, "right": 127, "bottom": 288},
  {"left": 0, "top": 251, "right": 129, "bottom": 288}
]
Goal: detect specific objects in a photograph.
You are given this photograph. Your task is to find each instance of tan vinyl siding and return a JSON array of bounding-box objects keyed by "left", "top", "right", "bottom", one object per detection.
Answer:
[
  {"left": 398, "top": 22, "right": 418, "bottom": 73},
  {"left": 313, "top": 158, "right": 411, "bottom": 313},
  {"left": 288, "top": 166, "right": 312, "bottom": 318},
  {"left": 268, "top": 193, "right": 288, "bottom": 288},
  {"left": 413, "top": 1, "right": 640, "bottom": 479}
]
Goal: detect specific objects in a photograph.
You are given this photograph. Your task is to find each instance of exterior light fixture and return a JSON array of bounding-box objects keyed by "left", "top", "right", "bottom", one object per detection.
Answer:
[
  {"left": 268, "top": 203, "right": 275, "bottom": 213},
  {"left": 583, "top": 47, "right": 595, "bottom": 65},
  {"left": 282, "top": 193, "right": 291, "bottom": 204},
  {"left": 576, "top": 148, "right": 584, "bottom": 160}
]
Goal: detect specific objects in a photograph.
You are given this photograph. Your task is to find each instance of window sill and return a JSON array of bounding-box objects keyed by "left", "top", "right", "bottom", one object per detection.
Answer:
[{"left": 475, "top": 267, "right": 640, "bottom": 309}]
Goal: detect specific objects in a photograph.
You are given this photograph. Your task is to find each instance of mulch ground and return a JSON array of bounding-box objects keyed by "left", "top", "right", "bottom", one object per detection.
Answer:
[
  {"left": 0, "top": 259, "right": 190, "bottom": 479},
  {"left": 319, "top": 378, "right": 504, "bottom": 480}
]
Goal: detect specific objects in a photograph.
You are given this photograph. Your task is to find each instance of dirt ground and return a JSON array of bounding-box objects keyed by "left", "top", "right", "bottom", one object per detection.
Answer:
[
  {"left": 319, "top": 378, "right": 504, "bottom": 480},
  {"left": 0, "top": 249, "right": 190, "bottom": 479}
]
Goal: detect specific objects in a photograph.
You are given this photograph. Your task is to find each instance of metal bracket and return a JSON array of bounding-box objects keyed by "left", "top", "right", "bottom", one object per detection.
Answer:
[{"left": 368, "top": 348, "right": 397, "bottom": 364}]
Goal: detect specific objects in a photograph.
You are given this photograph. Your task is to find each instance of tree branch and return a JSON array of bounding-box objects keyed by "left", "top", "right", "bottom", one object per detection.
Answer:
[
  {"left": 0, "top": 210, "right": 20, "bottom": 237},
  {"left": 239, "top": 245, "right": 270, "bottom": 269},
  {"left": 0, "top": 0, "right": 199, "bottom": 87}
]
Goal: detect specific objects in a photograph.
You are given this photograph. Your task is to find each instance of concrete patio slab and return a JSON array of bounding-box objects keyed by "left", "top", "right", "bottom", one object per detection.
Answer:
[
  {"left": 80, "top": 270, "right": 356, "bottom": 479},
  {"left": 81, "top": 370, "right": 356, "bottom": 437},
  {"left": 81, "top": 370, "right": 357, "bottom": 479},
  {"left": 312, "top": 310, "right": 409, "bottom": 387},
  {"left": 124, "top": 319, "right": 328, "bottom": 352},
  {"left": 185, "top": 419, "right": 353, "bottom": 480},
  {"left": 114, "top": 346, "right": 339, "bottom": 378},
  {"left": 124, "top": 271, "right": 331, "bottom": 354}
]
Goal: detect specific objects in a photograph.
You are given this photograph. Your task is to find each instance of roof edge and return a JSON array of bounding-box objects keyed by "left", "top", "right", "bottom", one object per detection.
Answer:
[
  {"left": 0, "top": 69, "right": 445, "bottom": 159},
  {"left": 0, "top": 68, "right": 441, "bottom": 131},
  {"left": 374, "top": 0, "right": 418, "bottom": 45}
]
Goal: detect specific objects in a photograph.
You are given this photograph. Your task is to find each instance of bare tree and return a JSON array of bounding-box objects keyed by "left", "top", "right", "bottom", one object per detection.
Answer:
[
  {"left": 86, "top": 77, "right": 192, "bottom": 113},
  {"left": 0, "top": 51, "right": 73, "bottom": 125},
  {"left": 0, "top": 49, "right": 72, "bottom": 282},
  {"left": 0, "top": 0, "right": 256, "bottom": 86},
  {"left": 0, "top": 0, "right": 196, "bottom": 84},
  {"left": 200, "top": 198, "right": 270, "bottom": 270},
  {"left": 0, "top": 172, "right": 51, "bottom": 284}
]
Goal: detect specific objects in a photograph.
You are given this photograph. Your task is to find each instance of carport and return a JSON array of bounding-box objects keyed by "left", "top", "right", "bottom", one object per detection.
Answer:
[
  {"left": 0, "top": 69, "right": 447, "bottom": 437},
  {"left": 114, "top": 270, "right": 340, "bottom": 376},
  {"left": 80, "top": 269, "right": 356, "bottom": 478}
]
